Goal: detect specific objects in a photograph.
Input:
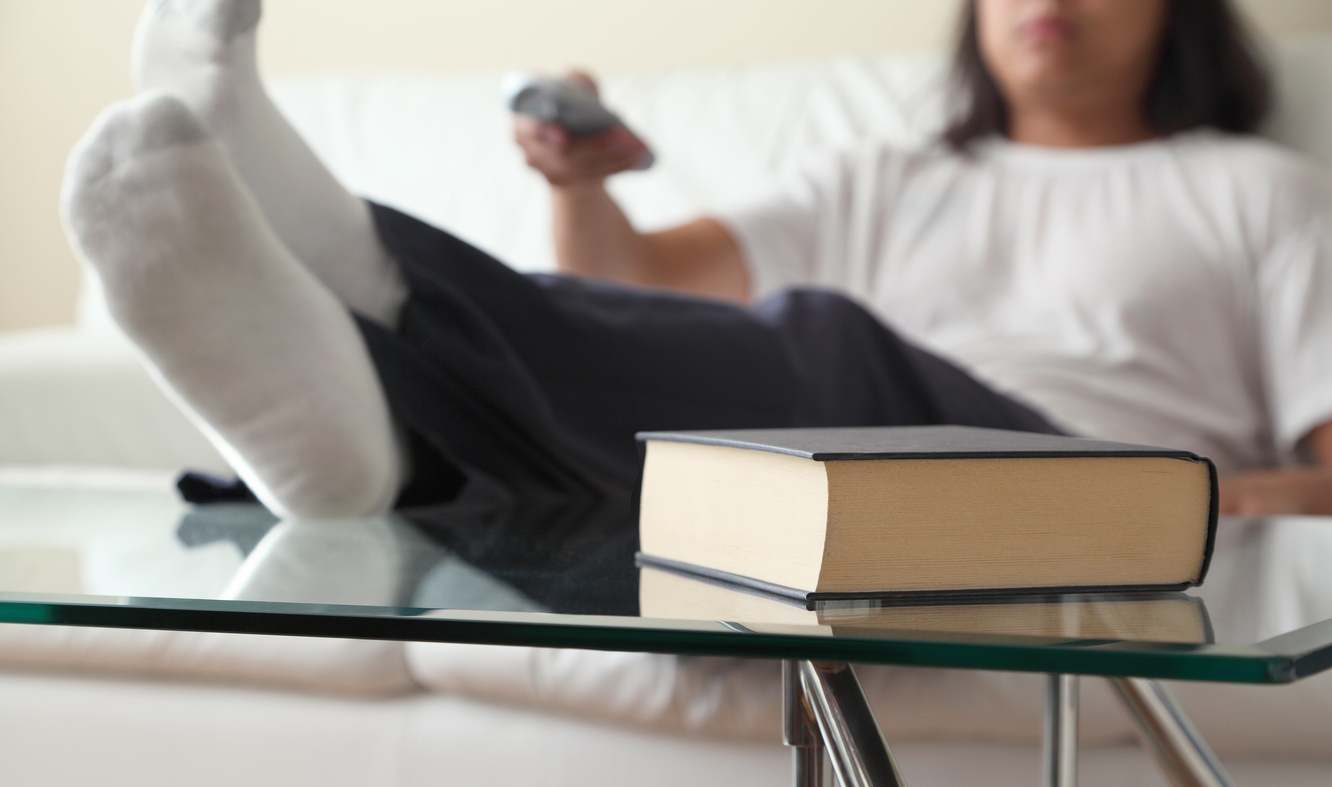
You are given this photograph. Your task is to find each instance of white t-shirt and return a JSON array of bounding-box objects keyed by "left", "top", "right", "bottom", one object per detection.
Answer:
[{"left": 716, "top": 130, "right": 1332, "bottom": 474}]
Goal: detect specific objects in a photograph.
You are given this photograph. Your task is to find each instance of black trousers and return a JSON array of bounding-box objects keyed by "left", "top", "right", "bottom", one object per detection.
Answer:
[{"left": 354, "top": 204, "right": 1060, "bottom": 607}]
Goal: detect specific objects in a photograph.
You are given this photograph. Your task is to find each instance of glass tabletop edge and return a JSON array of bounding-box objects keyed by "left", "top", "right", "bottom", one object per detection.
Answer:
[{"left": 0, "top": 595, "right": 1300, "bottom": 684}]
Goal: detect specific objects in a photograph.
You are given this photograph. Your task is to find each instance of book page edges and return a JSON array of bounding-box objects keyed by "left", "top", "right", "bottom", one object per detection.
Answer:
[
  {"left": 816, "top": 456, "right": 1214, "bottom": 593},
  {"left": 638, "top": 441, "right": 830, "bottom": 592}
]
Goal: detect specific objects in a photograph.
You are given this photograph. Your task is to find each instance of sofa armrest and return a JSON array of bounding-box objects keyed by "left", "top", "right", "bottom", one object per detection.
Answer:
[{"left": 0, "top": 327, "right": 228, "bottom": 472}]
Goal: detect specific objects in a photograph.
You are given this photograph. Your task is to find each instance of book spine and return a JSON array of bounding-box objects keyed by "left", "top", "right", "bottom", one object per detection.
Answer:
[{"left": 1195, "top": 457, "right": 1221, "bottom": 586}]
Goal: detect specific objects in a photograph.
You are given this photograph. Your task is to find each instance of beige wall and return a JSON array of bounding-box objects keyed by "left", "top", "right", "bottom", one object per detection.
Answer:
[{"left": 2, "top": 0, "right": 1332, "bottom": 331}]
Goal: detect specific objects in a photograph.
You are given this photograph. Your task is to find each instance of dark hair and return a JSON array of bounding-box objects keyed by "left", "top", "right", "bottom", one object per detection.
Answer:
[{"left": 942, "top": 0, "right": 1272, "bottom": 150}]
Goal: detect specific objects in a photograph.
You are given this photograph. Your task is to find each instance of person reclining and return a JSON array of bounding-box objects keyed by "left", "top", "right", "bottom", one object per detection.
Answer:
[
  {"left": 63, "top": 0, "right": 1332, "bottom": 527},
  {"left": 514, "top": 0, "right": 1332, "bottom": 516}
]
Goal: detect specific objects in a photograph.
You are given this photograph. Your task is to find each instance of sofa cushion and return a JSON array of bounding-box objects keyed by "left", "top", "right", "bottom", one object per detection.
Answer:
[
  {"left": 0, "top": 624, "right": 416, "bottom": 697},
  {"left": 0, "top": 328, "right": 228, "bottom": 472},
  {"left": 403, "top": 641, "right": 1145, "bottom": 745}
]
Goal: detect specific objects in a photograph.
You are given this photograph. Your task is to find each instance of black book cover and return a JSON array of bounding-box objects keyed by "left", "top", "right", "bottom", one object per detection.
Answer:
[{"left": 638, "top": 424, "right": 1210, "bottom": 462}]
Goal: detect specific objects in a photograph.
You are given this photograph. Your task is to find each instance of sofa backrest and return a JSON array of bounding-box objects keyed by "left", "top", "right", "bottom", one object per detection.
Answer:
[
  {"left": 265, "top": 53, "right": 948, "bottom": 277},
  {"left": 76, "top": 38, "right": 1332, "bottom": 331}
]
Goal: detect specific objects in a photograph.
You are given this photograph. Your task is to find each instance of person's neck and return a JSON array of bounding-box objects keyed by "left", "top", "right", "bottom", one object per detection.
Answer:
[{"left": 1007, "top": 104, "right": 1161, "bottom": 148}]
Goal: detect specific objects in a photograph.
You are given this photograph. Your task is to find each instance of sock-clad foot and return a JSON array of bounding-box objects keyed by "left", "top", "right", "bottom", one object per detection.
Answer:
[
  {"left": 62, "top": 92, "right": 404, "bottom": 518},
  {"left": 132, "top": 0, "right": 406, "bottom": 327}
]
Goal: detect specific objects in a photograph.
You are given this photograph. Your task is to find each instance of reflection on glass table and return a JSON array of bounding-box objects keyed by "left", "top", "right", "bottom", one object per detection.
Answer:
[
  {"left": 639, "top": 566, "right": 1214, "bottom": 645},
  {"left": 2, "top": 477, "right": 1332, "bottom": 786}
]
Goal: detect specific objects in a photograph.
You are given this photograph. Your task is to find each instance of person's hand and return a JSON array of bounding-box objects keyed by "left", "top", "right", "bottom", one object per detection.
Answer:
[
  {"left": 1218, "top": 467, "right": 1332, "bottom": 516},
  {"left": 512, "top": 72, "right": 650, "bottom": 188}
]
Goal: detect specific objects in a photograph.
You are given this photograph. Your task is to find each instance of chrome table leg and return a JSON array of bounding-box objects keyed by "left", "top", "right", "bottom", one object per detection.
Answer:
[
  {"left": 797, "top": 661, "right": 906, "bottom": 787},
  {"left": 1108, "top": 678, "right": 1234, "bottom": 787},
  {"left": 785, "top": 660, "right": 825, "bottom": 787},
  {"left": 1043, "top": 674, "right": 1079, "bottom": 787}
]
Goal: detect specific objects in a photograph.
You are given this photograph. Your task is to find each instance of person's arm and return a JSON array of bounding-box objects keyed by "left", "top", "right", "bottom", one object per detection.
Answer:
[
  {"left": 513, "top": 74, "right": 749, "bottom": 302},
  {"left": 1218, "top": 420, "right": 1332, "bottom": 515},
  {"left": 552, "top": 183, "right": 748, "bottom": 301}
]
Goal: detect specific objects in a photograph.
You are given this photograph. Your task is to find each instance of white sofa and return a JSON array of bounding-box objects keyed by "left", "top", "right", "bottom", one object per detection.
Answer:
[{"left": 4, "top": 41, "right": 1332, "bottom": 785}]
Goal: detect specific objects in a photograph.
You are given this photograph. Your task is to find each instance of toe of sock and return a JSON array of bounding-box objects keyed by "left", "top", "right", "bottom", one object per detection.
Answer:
[
  {"left": 124, "top": 91, "right": 213, "bottom": 156},
  {"left": 65, "top": 92, "right": 211, "bottom": 191}
]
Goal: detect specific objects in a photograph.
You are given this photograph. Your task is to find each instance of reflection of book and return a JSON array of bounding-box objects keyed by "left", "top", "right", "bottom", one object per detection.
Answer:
[
  {"left": 636, "top": 426, "right": 1218, "bottom": 601},
  {"left": 638, "top": 565, "right": 1212, "bottom": 644}
]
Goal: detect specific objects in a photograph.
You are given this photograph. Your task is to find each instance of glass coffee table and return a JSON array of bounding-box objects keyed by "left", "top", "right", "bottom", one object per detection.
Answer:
[{"left": 0, "top": 471, "right": 1329, "bottom": 787}]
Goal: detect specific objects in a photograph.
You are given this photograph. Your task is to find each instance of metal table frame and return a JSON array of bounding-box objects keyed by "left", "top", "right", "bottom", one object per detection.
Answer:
[{"left": 782, "top": 661, "right": 1234, "bottom": 787}]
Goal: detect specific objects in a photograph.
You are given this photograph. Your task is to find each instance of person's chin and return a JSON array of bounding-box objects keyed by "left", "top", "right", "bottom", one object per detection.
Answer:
[{"left": 1009, "top": 55, "right": 1091, "bottom": 93}]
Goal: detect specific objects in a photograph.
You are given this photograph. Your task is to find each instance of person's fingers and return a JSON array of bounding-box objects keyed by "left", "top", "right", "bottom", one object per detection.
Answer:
[
  {"left": 514, "top": 115, "right": 567, "bottom": 150},
  {"left": 542, "top": 123, "right": 569, "bottom": 150},
  {"left": 514, "top": 113, "right": 647, "bottom": 184},
  {"left": 512, "top": 114, "right": 541, "bottom": 150},
  {"left": 1217, "top": 481, "right": 1238, "bottom": 515},
  {"left": 603, "top": 125, "right": 646, "bottom": 152},
  {"left": 1218, "top": 484, "right": 1273, "bottom": 516},
  {"left": 515, "top": 119, "right": 576, "bottom": 180},
  {"left": 567, "top": 127, "right": 641, "bottom": 159},
  {"left": 1217, "top": 471, "right": 1318, "bottom": 516}
]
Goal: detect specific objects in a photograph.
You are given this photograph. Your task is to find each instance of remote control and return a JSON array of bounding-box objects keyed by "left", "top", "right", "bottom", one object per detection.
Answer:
[{"left": 504, "top": 73, "right": 654, "bottom": 170}]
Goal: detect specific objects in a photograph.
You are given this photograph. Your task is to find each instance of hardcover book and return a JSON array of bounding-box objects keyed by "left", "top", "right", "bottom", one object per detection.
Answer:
[{"left": 635, "top": 425, "right": 1218, "bottom": 600}]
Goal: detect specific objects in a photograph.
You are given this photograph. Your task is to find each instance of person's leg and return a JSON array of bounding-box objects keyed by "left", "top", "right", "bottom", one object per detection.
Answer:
[
  {"left": 358, "top": 205, "right": 1062, "bottom": 507},
  {"left": 131, "top": 0, "right": 405, "bottom": 327},
  {"left": 62, "top": 91, "right": 404, "bottom": 518}
]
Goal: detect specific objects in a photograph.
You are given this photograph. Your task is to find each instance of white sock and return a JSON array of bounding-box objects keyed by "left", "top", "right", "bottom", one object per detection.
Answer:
[
  {"left": 62, "top": 91, "right": 405, "bottom": 519},
  {"left": 131, "top": 0, "right": 407, "bottom": 327}
]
